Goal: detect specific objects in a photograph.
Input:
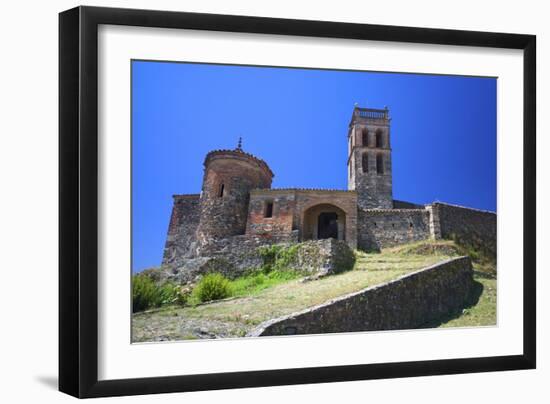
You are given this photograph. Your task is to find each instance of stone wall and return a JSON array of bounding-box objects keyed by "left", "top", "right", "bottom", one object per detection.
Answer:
[
  {"left": 284, "top": 239, "right": 355, "bottom": 277},
  {"left": 200, "top": 232, "right": 299, "bottom": 258},
  {"left": 194, "top": 150, "right": 273, "bottom": 252},
  {"left": 357, "top": 208, "right": 431, "bottom": 251},
  {"left": 161, "top": 232, "right": 299, "bottom": 283},
  {"left": 161, "top": 236, "right": 354, "bottom": 284},
  {"left": 434, "top": 202, "right": 497, "bottom": 259},
  {"left": 161, "top": 194, "right": 200, "bottom": 269},
  {"left": 248, "top": 256, "right": 474, "bottom": 336},
  {"left": 350, "top": 148, "right": 393, "bottom": 210}
]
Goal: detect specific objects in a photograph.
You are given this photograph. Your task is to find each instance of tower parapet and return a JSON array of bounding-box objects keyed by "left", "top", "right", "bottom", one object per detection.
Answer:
[
  {"left": 347, "top": 105, "right": 393, "bottom": 209},
  {"left": 195, "top": 145, "right": 273, "bottom": 252}
]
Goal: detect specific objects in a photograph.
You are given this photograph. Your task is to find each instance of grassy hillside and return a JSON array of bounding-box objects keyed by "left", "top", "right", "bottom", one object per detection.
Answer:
[{"left": 132, "top": 239, "right": 495, "bottom": 342}]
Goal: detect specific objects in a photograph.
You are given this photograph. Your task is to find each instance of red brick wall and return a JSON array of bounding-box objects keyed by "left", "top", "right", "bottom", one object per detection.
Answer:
[{"left": 247, "top": 191, "right": 296, "bottom": 238}]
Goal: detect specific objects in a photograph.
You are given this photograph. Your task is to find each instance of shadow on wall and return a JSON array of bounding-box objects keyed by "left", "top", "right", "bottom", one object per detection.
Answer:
[
  {"left": 358, "top": 219, "right": 383, "bottom": 252},
  {"left": 436, "top": 203, "right": 497, "bottom": 260},
  {"left": 418, "top": 278, "right": 484, "bottom": 328}
]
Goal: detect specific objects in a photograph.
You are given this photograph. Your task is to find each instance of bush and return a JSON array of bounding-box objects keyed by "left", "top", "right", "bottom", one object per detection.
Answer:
[
  {"left": 192, "top": 273, "right": 232, "bottom": 303},
  {"left": 158, "top": 283, "right": 190, "bottom": 306},
  {"left": 132, "top": 274, "right": 163, "bottom": 312},
  {"left": 132, "top": 274, "right": 188, "bottom": 312},
  {"left": 257, "top": 245, "right": 282, "bottom": 272},
  {"left": 257, "top": 244, "right": 299, "bottom": 273},
  {"left": 139, "top": 267, "right": 164, "bottom": 283}
]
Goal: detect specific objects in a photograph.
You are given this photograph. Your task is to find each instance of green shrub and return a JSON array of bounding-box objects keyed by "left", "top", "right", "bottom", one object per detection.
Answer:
[
  {"left": 132, "top": 275, "right": 188, "bottom": 312},
  {"left": 192, "top": 273, "right": 232, "bottom": 303},
  {"left": 132, "top": 274, "right": 163, "bottom": 312},
  {"left": 257, "top": 244, "right": 299, "bottom": 273},
  {"left": 257, "top": 244, "right": 283, "bottom": 272},
  {"left": 158, "top": 283, "right": 189, "bottom": 306},
  {"left": 277, "top": 244, "right": 299, "bottom": 268},
  {"left": 139, "top": 267, "right": 163, "bottom": 283},
  {"left": 466, "top": 247, "right": 480, "bottom": 262}
]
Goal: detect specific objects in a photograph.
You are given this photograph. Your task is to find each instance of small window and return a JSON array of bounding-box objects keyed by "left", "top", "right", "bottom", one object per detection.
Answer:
[
  {"left": 218, "top": 183, "right": 225, "bottom": 198},
  {"left": 376, "top": 154, "right": 384, "bottom": 174},
  {"left": 264, "top": 201, "right": 273, "bottom": 218}
]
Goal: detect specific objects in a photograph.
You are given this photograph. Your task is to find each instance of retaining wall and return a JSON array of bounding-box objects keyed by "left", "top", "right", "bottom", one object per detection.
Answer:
[
  {"left": 161, "top": 236, "right": 353, "bottom": 284},
  {"left": 248, "top": 256, "right": 473, "bottom": 336},
  {"left": 284, "top": 238, "right": 355, "bottom": 276}
]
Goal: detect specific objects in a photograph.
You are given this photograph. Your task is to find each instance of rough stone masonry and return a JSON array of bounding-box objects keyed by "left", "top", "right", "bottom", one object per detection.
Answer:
[
  {"left": 161, "top": 105, "right": 496, "bottom": 276},
  {"left": 247, "top": 256, "right": 475, "bottom": 336}
]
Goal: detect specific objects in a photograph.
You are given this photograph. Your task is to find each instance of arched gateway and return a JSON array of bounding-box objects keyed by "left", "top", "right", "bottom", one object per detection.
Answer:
[{"left": 303, "top": 204, "right": 347, "bottom": 242}]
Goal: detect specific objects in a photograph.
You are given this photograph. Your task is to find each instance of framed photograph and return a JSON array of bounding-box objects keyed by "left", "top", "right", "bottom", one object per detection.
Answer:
[{"left": 59, "top": 6, "right": 536, "bottom": 398}]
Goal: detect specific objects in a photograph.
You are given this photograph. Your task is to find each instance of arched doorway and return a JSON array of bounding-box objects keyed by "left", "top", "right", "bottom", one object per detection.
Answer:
[
  {"left": 302, "top": 204, "right": 346, "bottom": 242},
  {"left": 318, "top": 212, "right": 338, "bottom": 239}
]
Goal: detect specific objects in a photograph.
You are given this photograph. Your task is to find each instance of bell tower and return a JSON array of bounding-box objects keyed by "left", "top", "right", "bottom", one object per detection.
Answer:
[{"left": 347, "top": 105, "right": 393, "bottom": 209}]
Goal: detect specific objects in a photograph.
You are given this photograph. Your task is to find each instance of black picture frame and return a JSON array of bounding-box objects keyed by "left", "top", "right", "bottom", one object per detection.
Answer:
[{"left": 59, "top": 5, "right": 536, "bottom": 398}]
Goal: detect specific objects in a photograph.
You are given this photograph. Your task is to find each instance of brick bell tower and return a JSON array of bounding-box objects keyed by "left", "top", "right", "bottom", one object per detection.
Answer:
[{"left": 347, "top": 105, "right": 393, "bottom": 209}]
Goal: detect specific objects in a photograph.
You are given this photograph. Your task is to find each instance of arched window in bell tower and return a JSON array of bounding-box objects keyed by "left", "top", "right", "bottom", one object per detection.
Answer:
[
  {"left": 362, "top": 153, "right": 369, "bottom": 173},
  {"left": 362, "top": 128, "right": 369, "bottom": 147},
  {"left": 376, "top": 154, "right": 384, "bottom": 174},
  {"left": 375, "top": 129, "right": 384, "bottom": 148}
]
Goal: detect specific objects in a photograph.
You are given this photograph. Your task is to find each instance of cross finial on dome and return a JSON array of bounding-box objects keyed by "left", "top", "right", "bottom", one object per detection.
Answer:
[{"left": 236, "top": 136, "right": 243, "bottom": 152}]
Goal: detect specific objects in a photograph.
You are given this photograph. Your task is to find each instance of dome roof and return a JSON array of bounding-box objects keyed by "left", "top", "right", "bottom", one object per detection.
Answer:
[{"left": 204, "top": 148, "right": 274, "bottom": 178}]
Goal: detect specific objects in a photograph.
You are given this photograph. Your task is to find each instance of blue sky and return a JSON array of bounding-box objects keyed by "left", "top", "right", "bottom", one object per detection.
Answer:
[{"left": 132, "top": 60, "right": 496, "bottom": 272}]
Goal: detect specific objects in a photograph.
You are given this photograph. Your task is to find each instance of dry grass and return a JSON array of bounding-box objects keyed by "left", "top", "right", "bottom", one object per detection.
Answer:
[
  {"left": 436, "top": 264, "right": 497, "bottom": 328},
  {"left": 132, "top": 239, "right": 466, "bottom": 342}
]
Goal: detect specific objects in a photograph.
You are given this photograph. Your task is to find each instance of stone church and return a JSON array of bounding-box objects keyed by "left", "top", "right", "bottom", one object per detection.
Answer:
[{"left": 162, "top": 106, "right": 496, "bottom": 272}]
